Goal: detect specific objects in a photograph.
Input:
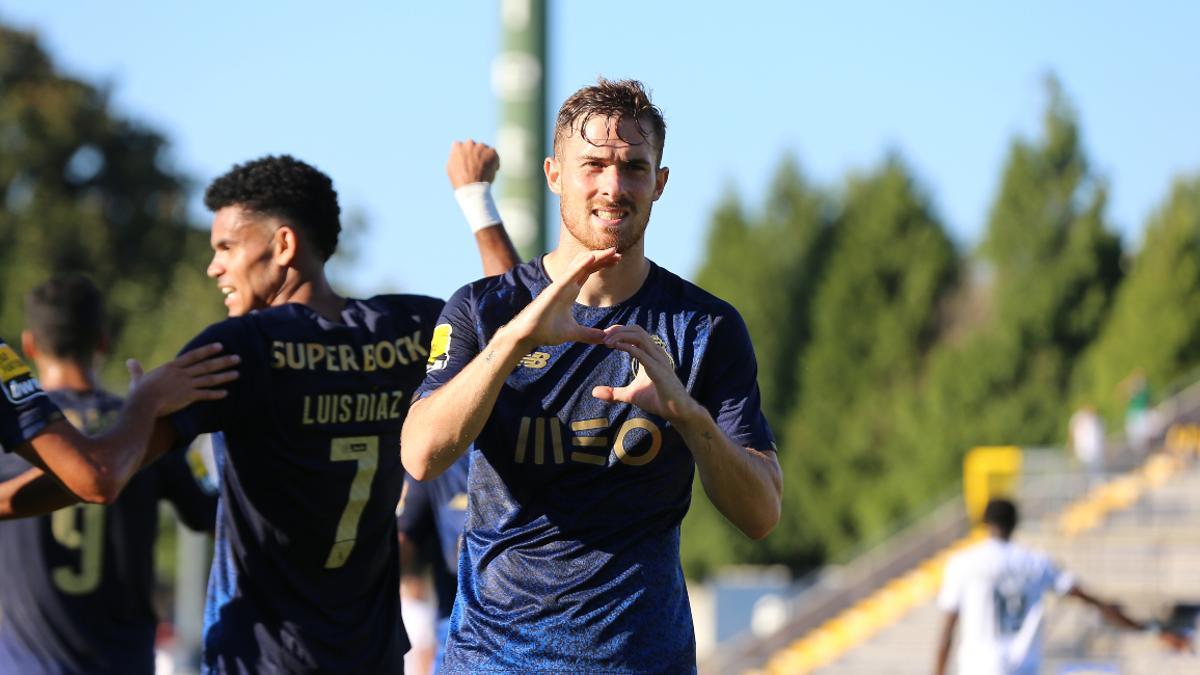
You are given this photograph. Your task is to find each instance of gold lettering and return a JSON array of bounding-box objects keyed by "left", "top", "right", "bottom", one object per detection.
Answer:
[
  {"left": 338, "top": 395, "right": 353, "bottom": 423},
  {"left": 325, "top": 345, "right": 340, "bottom": 372},
  {"left": 376, "top": 341, "right": 396, "bottom": 369},
  {"left": 271, "top": 341, "right": 286, "bottom": 369},
  {"left": 570, "top": 418, "right": 608, "bottom": 432},
  {"left": 614, "top": 418, "right": 662, "bottom": 466},
  {"left": 302, "top": 396, "right": 315, "bottom": 424},
  {"left": 306, "top": 343, "right": 325, "bottom": 370},
  {"left": 571, "top": 451, "right": 607, "bottom": 466},
  {"left": 286, "top": 342, "right": 305, "bottom": 370},
  {"left": 390, "top": 391, "right": 404, "bottom": 419},
  {"left": 356, "top": 393, "right": 371, "bottom": 420},
  {"left": 374, "top": 394, "right": 389, "bottom": 420},
  {"left": 362, "top": 344, "right": 376, "bottom": 372},
  {"left": 405, "top": 332, "right": 428, "bottom": 362},
  {"left": 339, "top": 344, "right": 359, "bottom": 371}
]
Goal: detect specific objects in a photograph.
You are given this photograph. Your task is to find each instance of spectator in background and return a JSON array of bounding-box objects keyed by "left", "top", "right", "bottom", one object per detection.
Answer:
[
  {"left": 0, "top": 274, "right": 217, "bottom": 675},
  {"left": 1068, "top": 403, "right": 1105, "bottom": 486},
  {"left": 1121, "top": 368, "right": 1154, "bottom": 458}
]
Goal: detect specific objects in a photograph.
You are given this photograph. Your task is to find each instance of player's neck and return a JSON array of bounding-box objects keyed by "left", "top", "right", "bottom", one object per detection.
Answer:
[
  {"left": 546, "top": 240, "right": 650, "bottom": 307},
  {"left": 273, "top": 269, "right": 346, "bottom": 322},
  {"left": 34, "top": 357, "right": 98, "bottom": 393}
]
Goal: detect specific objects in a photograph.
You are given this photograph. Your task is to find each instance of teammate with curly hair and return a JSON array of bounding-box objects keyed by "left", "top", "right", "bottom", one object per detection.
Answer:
[{"left": 1, "top": 150, "right": 519, "bottom": 673}]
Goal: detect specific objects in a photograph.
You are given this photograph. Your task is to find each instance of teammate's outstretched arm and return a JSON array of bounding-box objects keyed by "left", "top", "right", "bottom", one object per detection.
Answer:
[
  {"left": 3, "top": 344, "right": 237, "bottom": 509},
  {"left": 402, "top": 249, "right": 619, "bottom": 480},
  {"left": 447, "top": 139, "right": 521, "bottom": 275},
  {"left": 1068, "top": 585, "right": 1193, "bottom": 651},
  {"left": 594, "top": 324, "right": 783, "bottom": 539}
]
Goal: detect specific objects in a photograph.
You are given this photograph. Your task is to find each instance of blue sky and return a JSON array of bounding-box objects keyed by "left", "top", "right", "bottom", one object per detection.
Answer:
[{"left": 3, "top": 1, "right": 1198, "bottom": 300}]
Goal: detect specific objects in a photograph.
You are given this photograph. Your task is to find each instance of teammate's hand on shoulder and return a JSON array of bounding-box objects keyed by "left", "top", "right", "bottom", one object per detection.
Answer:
[
  {"left": 447, "top": 140, "right": 500, "bottom": 189},
  {"left": 130, "top": 343, "right": 241, "bottom": 416}
]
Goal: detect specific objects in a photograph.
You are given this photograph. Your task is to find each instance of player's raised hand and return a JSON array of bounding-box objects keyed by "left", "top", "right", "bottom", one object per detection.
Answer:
[
  {"left": 593, "top": 324, "right": 697, "bottom": 422},
  {"left": 447, "top": 140, "right": 500, "bottom": 189},
  {"left": 130, "top": 343, "right": 241, "bottom": 416},
  {"left": 507, "top": 248, "right": 620, "bottom": 350}
]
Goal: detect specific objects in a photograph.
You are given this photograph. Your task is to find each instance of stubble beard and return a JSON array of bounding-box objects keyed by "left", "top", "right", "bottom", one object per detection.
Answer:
[{"left": 560, "top": 198, "right": 652, "bottom": 253}]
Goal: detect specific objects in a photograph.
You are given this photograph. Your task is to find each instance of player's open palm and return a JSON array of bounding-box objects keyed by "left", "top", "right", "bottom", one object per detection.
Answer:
[
  {"left": 594, "top": 324, "right": 694, "bottom": 422},
  {"left": 511, "top": 248, "right": 620, "bottom": 348}
]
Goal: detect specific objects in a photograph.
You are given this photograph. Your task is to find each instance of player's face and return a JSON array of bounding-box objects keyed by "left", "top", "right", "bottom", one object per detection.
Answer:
[
  {"left": 207, "top": 206, "right": 287, "bottom": 317},
  {"left": 547, "top": 115, "right": 668, "bottom": 253}
]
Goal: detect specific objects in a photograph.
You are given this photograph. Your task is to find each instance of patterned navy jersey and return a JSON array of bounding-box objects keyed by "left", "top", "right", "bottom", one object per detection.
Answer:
[
  {"left": 0, "top": 339, "right": 62, "bottom": 451},
  {"left": 169, "top": 295, "right": 442, "bottom": 675},
  {"left": 396, "top": 455, "right": 469, "bottom": 618},
  {"left": 0, "top": 388, "right": 217, "bottom": 675},
  {"left": 415, "top": 259, "right": 775, "bottom": 673}
]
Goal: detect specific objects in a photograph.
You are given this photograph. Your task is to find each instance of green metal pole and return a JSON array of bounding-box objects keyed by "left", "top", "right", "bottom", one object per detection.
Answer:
[{"left": 494, "top": 0, "right": 548, "bottom": 259}]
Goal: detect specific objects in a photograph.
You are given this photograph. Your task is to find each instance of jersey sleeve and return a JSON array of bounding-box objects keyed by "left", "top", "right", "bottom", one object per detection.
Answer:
[
  {"left": 693, "top": 309, "right": 776, "bottom": 452},
  {"left": 168, "top": 319, "right": 254, "bottom": 447},
  {"left": 413, "top": 284, "right": 480, "bottom": 401},
  {"left": 155, "top": 440, "right": 219, "bottom": 532},
  {"left": 1040, "top": 555, "right": 1076, "bottom": 595},
  {"left": 0, "top": 339, "right": 63, "bottom": 452}
]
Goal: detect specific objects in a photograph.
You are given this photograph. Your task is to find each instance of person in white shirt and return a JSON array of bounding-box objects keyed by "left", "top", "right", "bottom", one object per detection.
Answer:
[
  {"left": 934, "top": 498, "right": 1187, "bottom": 675},
  {"left": 1068, "top": 405, "right": 1106, "bottom": 485}
]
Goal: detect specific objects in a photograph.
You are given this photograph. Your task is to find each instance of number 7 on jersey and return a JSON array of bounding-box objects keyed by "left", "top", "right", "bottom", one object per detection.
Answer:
[{"left": 325, "top": 436, "right": 379, "bottom": 569}]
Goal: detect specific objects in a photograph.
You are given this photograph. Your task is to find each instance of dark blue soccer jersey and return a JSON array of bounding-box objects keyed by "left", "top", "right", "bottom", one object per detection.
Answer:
[
  {"left": 0, "top": 339, "right": 62, "bottom": 451},
  {"left": 0, "top": 388, "right": 217, "bottom": 675},
  {"left": 415, "top": 258, "right": 776, "bottom": 673},
  {"left": 396, "top": 455, "right": 469, "bottom": 618},
  {"left": 168, "top": 295, "right": 442, "bottom": 674}
]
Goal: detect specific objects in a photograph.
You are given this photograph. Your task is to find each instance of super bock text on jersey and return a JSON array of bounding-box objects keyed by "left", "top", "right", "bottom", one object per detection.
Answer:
[
  {"left": 168, "top": 295, "right": 442, "bottom": 674},
  {"left": 416, "top": 258, "right": 776, "bottom": 674},
  {"left": 0, "top": 389, "right": 217, "bottom": 675},
  {"left": 0, "top": 338, "right": 62, "bottom": 451}
]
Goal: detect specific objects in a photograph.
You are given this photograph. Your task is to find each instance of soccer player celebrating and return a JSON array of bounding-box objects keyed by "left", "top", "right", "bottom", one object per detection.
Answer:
[
  {"left": 402, "top": 78, "right": 784, "bottom": 673},
  {"left": 1, "top": 149, "right": 518, "bottom": 673},
  {"left": 935, "top": 498, "right": 1191, "bottom": 675},
  {"left": 0, "top": 274, "right": 218, "bottom": 675}
]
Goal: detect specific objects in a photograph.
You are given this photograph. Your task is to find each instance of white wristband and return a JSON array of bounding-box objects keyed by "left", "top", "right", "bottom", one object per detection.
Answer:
[{"left": 454, "top": 182, "right": 503, "bottom": 233}]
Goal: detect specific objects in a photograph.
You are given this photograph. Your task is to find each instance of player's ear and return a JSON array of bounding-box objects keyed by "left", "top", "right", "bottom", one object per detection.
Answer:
[
  {"left": 545, "top": 155, "right": 562, "bottom": 196},
  {"left": 20, "top": 330, "right": 38, "bottom": 360},
  {"left": 273, "top": 225, "right": 299, "bottom": 266},
  {"left": 653, "top": 166, "right": 669, "bottom": 201}
]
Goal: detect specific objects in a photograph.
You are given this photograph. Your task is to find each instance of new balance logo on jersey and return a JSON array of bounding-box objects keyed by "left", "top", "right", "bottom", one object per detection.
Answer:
[{"left": 519, "top": 352, "right": 550, "bottom": 369}]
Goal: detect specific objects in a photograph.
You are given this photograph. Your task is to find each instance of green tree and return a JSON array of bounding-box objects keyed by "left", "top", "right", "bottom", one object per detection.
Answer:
[
  {"left": 0, "top": 25, "right": 223, "bottom": 380},
  {"left": 781, "top": 155, "right": 957, "bottom": 565},
  {"left": 971, "top": 77, "right": 1122, "bottom": 442},
  {"left": 1074, "top": 175, "right": 1200, "bottom": 420},
  {"left": 682, "top": 157, "right": 833, "bottom": 577}
]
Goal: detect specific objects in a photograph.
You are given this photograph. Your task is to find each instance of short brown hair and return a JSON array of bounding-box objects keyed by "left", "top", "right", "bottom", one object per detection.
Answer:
[{"left": 553, "top": 77, "right": 666, "bottom": 164}]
